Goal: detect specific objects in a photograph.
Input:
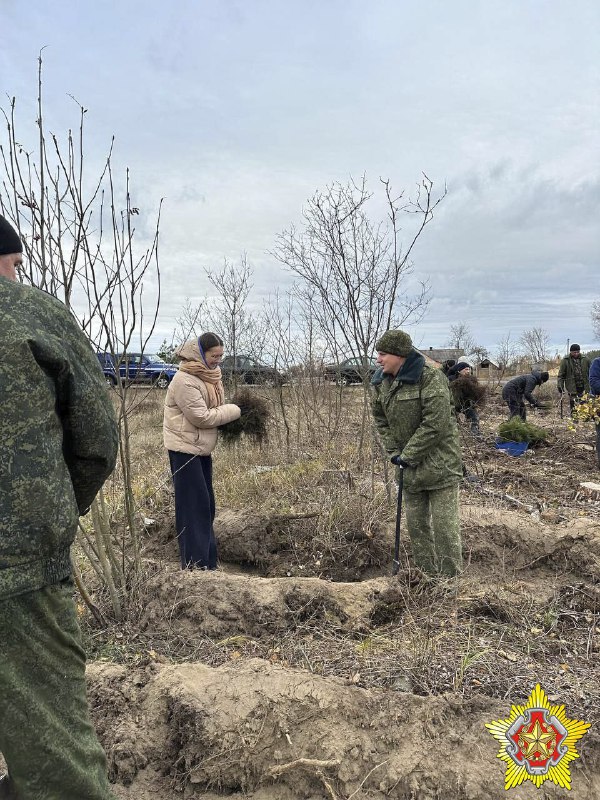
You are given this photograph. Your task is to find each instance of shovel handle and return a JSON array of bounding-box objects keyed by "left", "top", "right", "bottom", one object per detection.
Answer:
[{"left": 392, "top": 469, "right": 404, "bottom": 576}]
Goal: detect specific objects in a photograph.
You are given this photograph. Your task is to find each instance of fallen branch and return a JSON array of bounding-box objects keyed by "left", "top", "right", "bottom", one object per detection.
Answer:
[
  {"left": 268, "top": 757, "right": 340, "bottom": 778},
  {"left": 467, "top": 481, "right": 536, "bottom": 513}
]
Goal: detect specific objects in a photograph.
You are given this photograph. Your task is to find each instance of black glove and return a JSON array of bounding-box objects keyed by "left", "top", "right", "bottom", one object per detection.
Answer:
[{"left": 391, "top": 455, "right": 412, "bottom": 469}]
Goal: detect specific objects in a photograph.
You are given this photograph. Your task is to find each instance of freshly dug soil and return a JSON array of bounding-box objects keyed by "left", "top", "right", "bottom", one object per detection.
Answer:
[
  {"left": 89, "top": 657, "right": 599, "bottom": 800},
  {"left": 83, "top": 401, "right": 600, "bottom": 799}
]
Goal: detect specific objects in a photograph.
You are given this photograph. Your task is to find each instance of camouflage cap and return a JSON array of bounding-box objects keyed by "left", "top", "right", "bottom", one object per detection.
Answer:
[{"left": 375, "top": 330, "right": 413, "bottom": 357}]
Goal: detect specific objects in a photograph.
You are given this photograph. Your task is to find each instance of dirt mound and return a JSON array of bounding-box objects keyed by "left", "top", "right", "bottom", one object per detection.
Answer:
[
  {"left": 138, "top": 506, "right": 600, "bottom": 646},
  {"left": 139, "top": 570, "right": 391, "bottom": 640},
  {"left": 89, "top": 658, "right": 599, "bottom": 800},
  {"left": 461, "top": 506, "right": 600, "bottom": 580}
]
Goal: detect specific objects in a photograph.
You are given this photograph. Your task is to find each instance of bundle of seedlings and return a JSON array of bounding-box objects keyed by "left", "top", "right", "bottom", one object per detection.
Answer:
[
  {"left": 497, "top": 417, "right": 549, "bottom": 446},
  {"left": 218, "top": 388, "right": 269, "bottom": 445},
  {"left": 449, "top": 374, "right": 487, "bottom": 408}
]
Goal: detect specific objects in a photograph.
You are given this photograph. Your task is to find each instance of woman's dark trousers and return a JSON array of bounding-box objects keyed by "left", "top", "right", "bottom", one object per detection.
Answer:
[{"left": 168, "top": 451, "right": 217, "bottom": 569}]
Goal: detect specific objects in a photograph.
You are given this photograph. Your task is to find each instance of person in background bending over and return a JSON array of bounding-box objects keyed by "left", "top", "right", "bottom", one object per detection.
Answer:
[
  {"left": 589, "top": 356, "right": 600, "bottom": 470},
  {"left": 0, "top": 215, "right": 119, "bottom": 799},
  {"left": 163, "top": 333, "right": 241, "bottom": 570},
  {"left": 501, "top": 370, "right": 549, "bottom": 421},
  {"left": 371, "top": 330, "right": 463, "bottom": 578},
  {"left": 557, "top": 343, "right": 591, "bottom": 414}
]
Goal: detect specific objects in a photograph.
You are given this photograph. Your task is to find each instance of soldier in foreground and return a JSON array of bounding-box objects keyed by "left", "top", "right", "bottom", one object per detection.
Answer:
[
  {"left": 371, "top": 330, "right": 463, "bottom": 578},
  {"left": 0, "top": 215, "right": 119, "bottom": 799}
]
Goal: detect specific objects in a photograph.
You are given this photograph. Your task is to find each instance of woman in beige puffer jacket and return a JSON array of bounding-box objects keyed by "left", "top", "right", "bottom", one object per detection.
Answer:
[{"left": 163, "top": 333, "right": 240, "bottom": 570}]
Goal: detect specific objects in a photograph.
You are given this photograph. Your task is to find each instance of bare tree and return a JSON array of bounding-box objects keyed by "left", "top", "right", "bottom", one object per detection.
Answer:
[
  {"left": 495, "top": 332, "right": 520, "bottom": 369},
  {"left": 485, "top": 332, "right": 520, "bottom": 392},
  {"left": 520, "top": 327, "right": 550, "bottom": 366},
  {"left": 1, "top": 55, "right": 162, "bottom": 620},
  {"left": 446, "top": 322, "right": 476, "bottom": 355},
  {"left": 272, "top": 174, "right": 445, "bottom": 459},
  {"left": 158, "top": 297, "right": 206, "bottom": 361},
  {"left": 592, "top": 300, "right": 600, "bottom": 339},
  {"left": 274, "top": 175, "right": 443, "bottom": 369},
  {"left": 469, "top": 345, "right": 489, "bottom": 365},
  {"left": 205, "top": 254, "right": 258, "bottom": 392}
]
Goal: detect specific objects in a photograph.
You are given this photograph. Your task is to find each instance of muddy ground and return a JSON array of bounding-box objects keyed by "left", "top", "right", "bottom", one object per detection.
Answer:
[{"left": 83, "top": 396, "right": 600, "bottom": 799}]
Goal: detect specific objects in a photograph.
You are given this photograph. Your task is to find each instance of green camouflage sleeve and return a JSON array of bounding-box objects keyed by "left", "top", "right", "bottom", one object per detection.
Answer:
[{"left": 31, "top": 312, "right": 119, "bottom": 513}]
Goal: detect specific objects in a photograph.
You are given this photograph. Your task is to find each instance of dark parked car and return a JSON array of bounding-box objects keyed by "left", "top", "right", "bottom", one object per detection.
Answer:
[
  {"left": 220, "top": 355, "right": 285, "bottom": 386},
  {"left": 323, "top": 357, "right": 377, "bottom": 385},
  {"left": 97, "top": 352, "right": 178, "bottom": 389}
]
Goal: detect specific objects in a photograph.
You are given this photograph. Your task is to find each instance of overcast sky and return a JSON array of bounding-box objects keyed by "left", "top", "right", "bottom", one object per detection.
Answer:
[{"left": 1, "top": 0, "right": 598, "bottom": 356}]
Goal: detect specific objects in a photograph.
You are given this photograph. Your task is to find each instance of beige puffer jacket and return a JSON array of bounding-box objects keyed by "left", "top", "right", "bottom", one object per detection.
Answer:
[{"left": 163, "top": 369, "right": 241, "bottom": 456}]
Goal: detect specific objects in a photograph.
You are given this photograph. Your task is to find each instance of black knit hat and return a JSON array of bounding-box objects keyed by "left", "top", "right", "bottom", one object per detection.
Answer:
[
  {"left": 540, "top": 371, "right": 549, "bottom": 383},
  {"left": 454, "top": 362, "right": 471, "bottom": 372},
  {"left": 570, "top": 344, "right": 581, "bottom": 352},
  {"left": 0, "top": 215, "right": 23, "bottom": 256},
  {"left": 375, "top": 330, "right": 413, "bottom": 357}
]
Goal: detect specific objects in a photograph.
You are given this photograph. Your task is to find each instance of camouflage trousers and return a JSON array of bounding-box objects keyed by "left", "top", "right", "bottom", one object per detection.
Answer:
[
  {"left": 0, "top": 581, "right": 116, "bottom": 800},
  {"left": 403, "top": 485, "right": 462, "bottom": 577}
]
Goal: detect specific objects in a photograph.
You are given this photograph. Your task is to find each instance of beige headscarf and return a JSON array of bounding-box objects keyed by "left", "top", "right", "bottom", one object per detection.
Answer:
[{"left": 176, "top": 340, "right": 225, "bottom": 408}]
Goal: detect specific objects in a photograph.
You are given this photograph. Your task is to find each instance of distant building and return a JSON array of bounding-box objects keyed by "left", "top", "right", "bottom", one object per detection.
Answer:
[
  {"left": 475, "top": 357, "right": 501, "bottom": 380},
  {"left": 479, "top": 358, "right": 500, "bottom": 370},
  {"left": 418, "top": 347, "right": 465, "bottom": 366}
]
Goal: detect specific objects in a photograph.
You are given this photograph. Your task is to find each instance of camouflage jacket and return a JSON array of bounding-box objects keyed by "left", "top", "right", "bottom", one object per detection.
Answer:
[
  {"left": 0, "top": 278, "right": 118, "bottom": 598},
  {"left": 371, "top": 350, "right": 463, "bottom": 493},
  {"left": 557, "top": 355, "right": 591, "bottom": 394}
]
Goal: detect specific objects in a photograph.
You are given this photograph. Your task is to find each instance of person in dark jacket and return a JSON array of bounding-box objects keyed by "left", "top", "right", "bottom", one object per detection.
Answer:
[
  {"left": 590, "top": 357, "right": 600, "bottom": 468},
  {"left": 372, "top": 330, "right": 463, "bottom": 577},
  {"left": 447, "top": 362, "right": 485, "bottom": 435},
  {"left": 557, "top": 343, "right": 591, "bottom": 413},
  {"left": 441, "top": 358, "right": 456, "bottom": 377},
  {"left": 501, "top": 370, "right": 549, "bottom": 420},
  {"left": 0, "top": 216, "right": 119, "bottom": 799}
]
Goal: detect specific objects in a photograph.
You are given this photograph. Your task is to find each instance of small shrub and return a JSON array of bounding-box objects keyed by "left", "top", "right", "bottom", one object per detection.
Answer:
[
  {"left": 497, "top": 418, "right": 549, "bottom": 445},
  {"left": 571, "top": 392, "right": 600, "bottom": 425}
]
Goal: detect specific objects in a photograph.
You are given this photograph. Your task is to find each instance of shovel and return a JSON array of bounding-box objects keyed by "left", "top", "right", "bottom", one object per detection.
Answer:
[
  {"left": 392, "top": 468, "right": 404, "bottom": 576},
  {"left": 560, "top": 392, "right": 564, "bottom": 419}
]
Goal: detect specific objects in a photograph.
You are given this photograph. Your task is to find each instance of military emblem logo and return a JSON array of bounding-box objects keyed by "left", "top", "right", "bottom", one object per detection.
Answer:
[{"left": 485, "top": 684, "right": 590, "bottom": 790}]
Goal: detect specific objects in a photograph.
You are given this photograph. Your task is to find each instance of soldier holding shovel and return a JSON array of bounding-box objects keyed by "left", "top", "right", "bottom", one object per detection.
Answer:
[
  {"left": 371, "top": 331, "right": 463, "bottom": 578},
  {"left": 557, "top": 343, "right": 591, "bottom": 415}
]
